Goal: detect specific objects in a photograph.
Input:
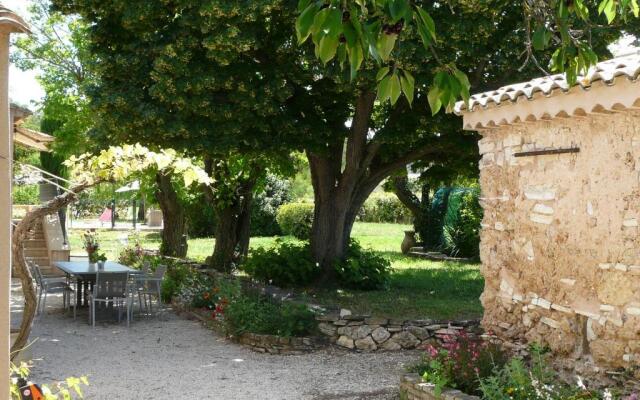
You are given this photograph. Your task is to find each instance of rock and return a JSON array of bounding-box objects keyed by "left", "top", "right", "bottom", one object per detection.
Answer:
[
  {"left": 406, "top": 326, "right": 431, "bottom": 340},
  {"left": 387, "top": 325, "right": 402, "bottom": 332},
  {"left": 339, "top": 309, "right": 352, "bottom": 318},
  {"left": 381, "top": 340, "right": 402, "bottom": 351},
  {"left": 352, "top": 325, "right": 373, "bottom": 340},
  {"left": 365, "top": 317, "right": 389, "bottom": 325},
  {"left": 316, "top": 314, "right": 339, "bottom": 322},
  {"left": 391, "top": 331, "right": 420, "bottom": 349},
  {"left": 355, "top": 336, "right": 377, "bottom": 351},
  {"left": 371, "top": 327, "right": 391, "bottom": 343},
  {"left": 318, "top": 322, "right": 337, "bottom": 337},
  {"left": 336, "top": 335, "right": 354, "bottom": 349},
  {"left": 333, "top": 320, "right": 348, "bottom": 326},
  {"left": 337, "top": 326, "right": 353, "bottom": 336}
]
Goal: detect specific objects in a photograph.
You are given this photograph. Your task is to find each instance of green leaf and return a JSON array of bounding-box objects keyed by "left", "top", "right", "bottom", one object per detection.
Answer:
[
  {"left": 415, "top": 7, "right": 436, "bottom": 41},
  {"left": 348, "top": 42, "right": 364, "bottom": 80},
  {"left": 342, "top": 21, "right": 358, "bottom": 48},
  {"left": 297, "top": 0, "right": 312, "bottom": 12},
  {"left": 377, "top": 33, "right": 397, "bottom": 61},
  {"left": 323, "top": 8, "right": 343, "bottom": 38},
  {"left": 310, "top": 7, "right": 330, "bottom": 36},
  {"left": 427, "top": 86, "right": 442, "bottom": 115},
  {"left": 389, "top": 0, "right": 411, "bottom": 23},
  {"left": 296, "top": 4, "right": 318, "bottom": 44},
  {"left": 632, "top": 0, "right": 640, "bottom": 17},
  {"left": 400, "top": 70, "right": 414, "bottom": 106},
  {"left": 453, "top": 69, "right": 470, "bottom": 101},
  {"left": 573, "top": 0, "right": 590, "bottom": 20},
  {"left": 390, "top": 73, "right": 402, "bottom": 105},
  {"left": 532, "top": 25, "right": 551, "bottom": 51},
  {"left": 377, "top": 75, "right": 392, "bottom": 102},
  {"left": 318, "top": 34, "right": 339, "bottom": 64},
  {"left": 376, "top": 66, "right": 390, "bottom": 82},
  {"left": 598, "top": 0, "right": 617, "bottom": 23}
]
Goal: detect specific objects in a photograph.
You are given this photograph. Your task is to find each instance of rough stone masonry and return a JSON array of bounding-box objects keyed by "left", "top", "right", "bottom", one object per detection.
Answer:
[{"left": 455, "top": 53, "right": 640, "bottom": 370}]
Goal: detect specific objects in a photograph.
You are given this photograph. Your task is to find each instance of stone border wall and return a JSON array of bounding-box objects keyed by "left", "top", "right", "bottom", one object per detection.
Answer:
[
  {"left": 238, "top": 333, "right": 327, "bottom": 355},
  {"left": 317, "top": 312, "right": 481, "bottom": 351},
  {"left": 400, "top": 374, "right": 479, "bottom": 400}
]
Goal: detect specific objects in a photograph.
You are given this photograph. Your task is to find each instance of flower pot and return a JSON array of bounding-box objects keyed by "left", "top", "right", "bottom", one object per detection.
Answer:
[
  {"left": 98, "top": 261, "right": 105, "bottom": 270},
  {"left": 401, "top": 230, "right": 416, "bottom": 254},
  {"left": 88, "top": 262, "right": 97, "bottom": 270}
]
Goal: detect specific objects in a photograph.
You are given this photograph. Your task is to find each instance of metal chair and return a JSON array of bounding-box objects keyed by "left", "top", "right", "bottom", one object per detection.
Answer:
[
  {"left": 135, "top": 264, "right": 166, "bottom": 314},
  {"left": 31, "top": 262, "right": 76, "bottom": 319},
  {"left": 89, "top": 271, "right": 131, "bottom": 327}
]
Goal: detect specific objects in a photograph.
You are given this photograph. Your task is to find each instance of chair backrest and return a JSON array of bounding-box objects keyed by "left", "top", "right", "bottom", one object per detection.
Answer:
[
  {"left": 31, "top": 263, "right": 44, "bottom": 287},
  {"left": 94, "top": 272, "right": 129, "bottom": 299},
  {"left": 154, "top": 264, "right": 167, "bottom": 279},
  {"left": 141, "top": 261, "right": 151, "bottom": 274}
]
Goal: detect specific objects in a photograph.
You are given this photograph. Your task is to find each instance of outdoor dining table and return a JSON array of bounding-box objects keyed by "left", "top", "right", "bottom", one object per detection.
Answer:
[{"left": 53, "top": 261, "right": 143, "bottom": 307}]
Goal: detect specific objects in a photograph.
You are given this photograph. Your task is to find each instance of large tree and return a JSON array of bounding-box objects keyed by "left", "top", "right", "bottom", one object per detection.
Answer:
[{"left": 53, "top": 0, "right": 640, "bottom": 281}]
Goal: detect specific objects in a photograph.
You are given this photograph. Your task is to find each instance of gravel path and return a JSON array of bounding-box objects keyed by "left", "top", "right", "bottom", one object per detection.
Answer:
[{"left": 17, "top": 291, "right": 419, "bottom": 399}]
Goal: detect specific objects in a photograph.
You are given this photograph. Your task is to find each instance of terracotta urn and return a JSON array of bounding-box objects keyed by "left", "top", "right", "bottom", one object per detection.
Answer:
[{"left": 401, "top": 230, "right": 416, "bottom": 254}]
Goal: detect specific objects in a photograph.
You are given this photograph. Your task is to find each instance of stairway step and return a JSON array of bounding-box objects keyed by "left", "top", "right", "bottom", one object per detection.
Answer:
[
  {"left": 26, "top": 256, "right": 50, "bottom": 267},
  {"left": 23, "top": 248, "right": 48, "bottom": 257},
  {"left": 23, "top": 239, "right": 46, "bottom": 248}
]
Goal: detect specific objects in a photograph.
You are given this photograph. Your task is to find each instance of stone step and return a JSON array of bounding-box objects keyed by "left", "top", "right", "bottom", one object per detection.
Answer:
[
  {"left": 408, "top": 250, "right": 472, "bottom": 263},
  {"left": 23, "top": 239, "right": 46, "bottom": 248},
  {"left": 27, "top": 256, "right": 50, "bottom": 268},
  {"left": 23, "top": 248, "right": 48, "bottom": 258}
]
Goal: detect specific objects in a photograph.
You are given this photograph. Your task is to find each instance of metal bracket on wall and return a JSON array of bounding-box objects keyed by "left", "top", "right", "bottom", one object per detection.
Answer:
[{"left": 513, "top": 147, "right": 580, "bottom": 158}]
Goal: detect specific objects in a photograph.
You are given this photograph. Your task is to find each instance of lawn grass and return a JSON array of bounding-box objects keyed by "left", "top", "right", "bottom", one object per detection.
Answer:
[{"left": 67, "top": 222, "right": 483, "bottom": 320}]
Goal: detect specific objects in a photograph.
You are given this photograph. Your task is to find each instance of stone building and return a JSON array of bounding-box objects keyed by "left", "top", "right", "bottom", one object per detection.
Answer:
[{"left": 455, "top": 52, "right": 640, "bottom": 369}]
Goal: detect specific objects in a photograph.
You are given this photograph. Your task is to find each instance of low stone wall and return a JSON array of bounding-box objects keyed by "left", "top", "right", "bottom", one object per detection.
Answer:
[
  {"left": 400, "top": 374, "right": 479, "bottom": 400},
  {"left": 317, "top": 313, "right": 481, "bottom": 351},
  {"left": 238, "top": 333, "right": 327, "bottom": 355}
]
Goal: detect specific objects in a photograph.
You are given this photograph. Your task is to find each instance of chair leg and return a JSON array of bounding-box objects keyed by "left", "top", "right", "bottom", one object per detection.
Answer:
[
  {"left": 138, "top": 291, "right": 143, "bottom": 314},
  {"left": 42, "top": 291, "right": 47, "bottom": 316},
  {"left": 37, "top": 289, "right": 43, "bottom": 315}
]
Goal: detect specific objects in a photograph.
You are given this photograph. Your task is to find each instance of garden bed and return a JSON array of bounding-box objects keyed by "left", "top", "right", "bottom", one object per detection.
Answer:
[{"left": 400, "top": 374, "right": 479, "bottom": 400}]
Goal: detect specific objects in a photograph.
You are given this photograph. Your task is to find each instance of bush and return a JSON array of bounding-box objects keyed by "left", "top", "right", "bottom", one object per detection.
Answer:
[
  {"left": 12, "top": 185, "right": 39, "bottom": 205},
  {"left": 478, "top": 345, "right": 615, "bottom": 399},
  {"left": 243, "top": 239, "right": 389, "bottom": 290},
  {"left": 410, "top": 332, "right": 508, "bottom": 396},
  {"left": 335, "top": 240, "right": 391, "bottom": 290},
  {"left": 276, "top": 202, "right": 314, "bottom": 239},
  {"left": 251, "top": 175, "right": 292, "bottom": 236},
  {"left": 358, "top": 194, "right": 413, "bottom": 224},
  {"left": 223, "top": 293, "right": 316, "bottom": 337},
  {"left": 183, "top": 191, "right": 216, "bottom": 238},
  {"left": 242, "top": 240, "right": 320, "bottom": 287},
  {"left": 162, "top": 263, "right": 196, "bottom": 303},
  {"left": 442, "top": 188, "right": 482, "bottom": 259}
]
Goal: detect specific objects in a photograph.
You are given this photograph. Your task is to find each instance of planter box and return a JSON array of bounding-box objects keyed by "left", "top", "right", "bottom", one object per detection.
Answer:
[{"left": 400, "top": 374, "right": 479, "bottom": 400}]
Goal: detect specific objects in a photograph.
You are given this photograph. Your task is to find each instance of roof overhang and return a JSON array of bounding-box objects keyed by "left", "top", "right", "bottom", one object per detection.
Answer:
[
  {"left": 0, "top": 4, "right": 30, "bottom": 34},
  {"left": 455, "top": 52, "right": 640, "bottom": 132},
  {"left": 14, "top": 125, "right": 53, "bottom": 152}
]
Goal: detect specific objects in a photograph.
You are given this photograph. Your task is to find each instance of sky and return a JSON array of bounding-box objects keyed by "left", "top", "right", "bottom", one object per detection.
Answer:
[{"left": 2, "top": 0, "right": 639, "bottom": 109}]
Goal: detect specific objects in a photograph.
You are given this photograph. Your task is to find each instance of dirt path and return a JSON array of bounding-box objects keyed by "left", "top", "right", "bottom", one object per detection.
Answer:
[{"left": 16, "top": 291, "right": 418, "bottom": 399}]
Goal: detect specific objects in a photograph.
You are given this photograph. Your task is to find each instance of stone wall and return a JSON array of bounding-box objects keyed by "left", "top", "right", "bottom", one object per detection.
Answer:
[
  {"left": 317, "top": 311, "right": 480, "bottom": 351},
  {"left": 400, "top": 374, "right": 479, "bottom": 400},
  {"left": 478, "top": 111, "right": 640, "bottom": 369},
  {"left": 238, "top": 333, "right": 326, "bottom": 355}
]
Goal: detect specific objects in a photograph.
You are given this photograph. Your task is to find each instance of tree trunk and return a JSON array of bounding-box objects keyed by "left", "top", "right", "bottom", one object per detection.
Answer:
[
  {"left": 204, "top": 157, "right": 258, "bottom": 272},
  {"left": 11, "top": 184, "right": 89, "bottom": 358},
  {"left": 306, "top": 92, "right": 440, "bottom": 284},
  {"left": 155, "top": 173, "right": 188, "bottom": 258}
]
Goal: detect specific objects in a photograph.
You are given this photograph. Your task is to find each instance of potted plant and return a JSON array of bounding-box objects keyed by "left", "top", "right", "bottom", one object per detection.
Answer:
[
  {"left": 96, "top": 253, "right": 107, "bottom": 270},
  {"left": 83, "top": 230, "right": 100, "bottom": 267}
]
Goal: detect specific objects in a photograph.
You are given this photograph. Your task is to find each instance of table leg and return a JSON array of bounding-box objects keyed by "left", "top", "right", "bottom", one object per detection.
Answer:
[{"left": 76, "top": 278, "right": 82, "bottom": 308}]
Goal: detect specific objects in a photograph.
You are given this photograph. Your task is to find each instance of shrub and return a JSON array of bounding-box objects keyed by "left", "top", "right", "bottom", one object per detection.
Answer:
[
  {"left": 335, "top": 240, "right": 391, "bottom": 290},
  {"left": 478, "top": 344, "right": 614, "bottom": 400},
  {"left": 251, "top": 175, "right": 292, "bottom": 236},
  {"left": 410, "top": 332, "right": 508, "bottom": 396},
  {"left": 242, "top": 240, "right": 320, "bottom": 287},
  {"left": 12, "top": 185, "right": 39, "bottom": 205},
  {"left": 162, "top": 263, "right": 196, "bottom": 303},
  {"left": 11, "top": 361, "right": 88, "bottom": 399},
  {"left": 183, "top": 191, "right": 216, "bottom": 238},
  {"left": 223, "top": 294, "right": 316, "bottom": 337},
  {"left": 276, "top": 202, "right": 314, "bottom": 239},
  {"left": 358, "top": 194, "right": 413, "bottom": 224},
  {"left": 442, "top": 188, "right": 482, "bottom": 259}
]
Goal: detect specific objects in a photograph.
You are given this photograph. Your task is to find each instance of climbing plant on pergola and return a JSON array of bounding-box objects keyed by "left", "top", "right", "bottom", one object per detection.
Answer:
[{"left": 11, "top": 144, "right": 211, "bottom": 357}]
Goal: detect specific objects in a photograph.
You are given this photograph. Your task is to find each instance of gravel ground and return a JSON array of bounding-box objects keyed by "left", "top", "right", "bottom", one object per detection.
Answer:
[{"left": 15, "top": 290, "right": 419, "bottom": 400}]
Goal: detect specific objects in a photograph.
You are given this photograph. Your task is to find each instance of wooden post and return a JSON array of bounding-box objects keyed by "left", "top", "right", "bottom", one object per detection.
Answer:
[
  {"left": 0, "top": 27, "right": 11, "bottom": 394},
  {"left": 0, "top": 5, "right": 30, "bottom": 394}
]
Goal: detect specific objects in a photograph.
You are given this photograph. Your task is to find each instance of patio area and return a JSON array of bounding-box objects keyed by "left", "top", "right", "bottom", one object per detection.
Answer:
[{"left": 11, "top": 282, "right": 413, "bottom": 400}]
